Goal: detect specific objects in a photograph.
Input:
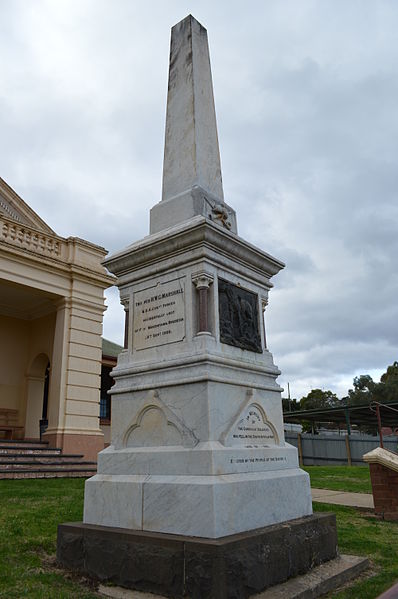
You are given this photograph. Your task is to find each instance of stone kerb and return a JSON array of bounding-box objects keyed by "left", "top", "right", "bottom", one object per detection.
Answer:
[{"left": 363, "top": 447, "right": 398, "bottom": 520}]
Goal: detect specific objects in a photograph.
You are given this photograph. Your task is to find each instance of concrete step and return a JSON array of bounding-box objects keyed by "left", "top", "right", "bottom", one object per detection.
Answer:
[
  {"left": 96, "top": 555, "right": 370, "bottom": 599},
  {"left": 0, "top": 460, "right": 96, "bottom": 470},
  {"left": 0, "top": 469, "right": 96, "bottom": 479},
  {"left": 254, "top": 554, "right": 369, "bottom": 598},
  {"left": 0, "top": 440, "right": 49, "bottom": 449},
  {"left": 0, "top": 454, "right": 85, "bottom": 463},
  {"left": 0, "top": 447, "right": 62, "bottom": 455},
  {"left": 0, "top": 464, "right": 96, "bottom": 472},
  {"left": 0, "top": 438, "right": 48, "bottom": 443},
  {"left": 0, "top": 439, "right": 97, "bottom": 479}
]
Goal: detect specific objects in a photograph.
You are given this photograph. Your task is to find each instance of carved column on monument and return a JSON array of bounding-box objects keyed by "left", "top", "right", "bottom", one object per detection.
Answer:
[
  {"left": 192, "top": 272, "right": 214, "bottom": 335},
  {"left": 261, "top": 297, "right": 268, "bottom": 349},
  {"left": 121, "top": 298, "right": 129, "bottom": 350}
]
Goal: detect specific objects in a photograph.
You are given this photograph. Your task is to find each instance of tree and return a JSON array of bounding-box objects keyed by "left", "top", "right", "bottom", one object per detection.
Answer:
[
  {"left": 346, "top": 374, "right": 375, "bottom": 406},
  {"left": 381, "top": 361, "right": 398, "bottom": 385},
  {"left": 345, "top": 364, "right": 398, "bottom": 406},
  {"left": 377, "top": 362, "right": 398, "bottom": 403},
  {"left": 300, "top": 389, "right": 339, "bottom": 410},
  {"left": 282, "top": 397, "right": 300, "bottom": 412}
]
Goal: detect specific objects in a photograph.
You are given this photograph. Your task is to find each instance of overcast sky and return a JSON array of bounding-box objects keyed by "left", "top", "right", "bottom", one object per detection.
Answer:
[{"left": 1, "top": 0, "right": 397, "bottom": 400}]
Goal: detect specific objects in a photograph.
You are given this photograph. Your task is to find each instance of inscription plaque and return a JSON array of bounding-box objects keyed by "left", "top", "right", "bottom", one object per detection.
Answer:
[
  {"left": 229, "top": 455, "right": 286, "bottom": 465},
  {"left": 222, "top": 401, "right": 278, "bottom": 448},
  {"left": 218, "top": 279, "right": 262, "bottom": 352},
  {"left": 232, "top": 405, "right": 276, "bottom": 446},
  {"left": 133, "top": 279, "right": 185, "bottom": 350}
]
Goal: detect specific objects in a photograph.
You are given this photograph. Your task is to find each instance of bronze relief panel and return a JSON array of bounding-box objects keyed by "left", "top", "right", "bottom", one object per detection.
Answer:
[{"left": 218, "top": 279, "right": 262, "bottom": 353}]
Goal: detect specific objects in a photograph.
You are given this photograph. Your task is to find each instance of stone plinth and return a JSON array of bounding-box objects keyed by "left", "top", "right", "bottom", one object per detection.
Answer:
[
  {"left": 58, "top": 513, "right": 338, "bottom": 599},
  {"left": 82, "top": 216, "right": 313, "bottom": 538},
  {"left": 364, "top": 447, "right": 398, "bottom": 520}
]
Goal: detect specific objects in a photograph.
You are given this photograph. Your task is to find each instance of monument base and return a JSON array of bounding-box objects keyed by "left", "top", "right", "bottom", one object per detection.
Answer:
[
  {"left": 57, "top": 513, "right": 338, "bottom": 599},
  {"left": 83, "top": 467, "right": 312, "bottom": 538}
]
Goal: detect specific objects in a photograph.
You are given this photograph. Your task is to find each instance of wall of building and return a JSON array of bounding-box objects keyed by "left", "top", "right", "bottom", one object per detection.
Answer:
[
  {"left": 0, "top": 314, "right": 29, "bottom": 414},
  {"left": 24, "top": 312, "right": 56, "bottom": 438},
  {"left": 0, "top": 312, "right": 57, "bottom": 434}
]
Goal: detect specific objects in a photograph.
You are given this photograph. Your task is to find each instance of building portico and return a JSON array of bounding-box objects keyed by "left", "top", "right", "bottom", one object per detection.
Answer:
[{"left": 0, "top": 177, "right": 114, "bottom": 460}]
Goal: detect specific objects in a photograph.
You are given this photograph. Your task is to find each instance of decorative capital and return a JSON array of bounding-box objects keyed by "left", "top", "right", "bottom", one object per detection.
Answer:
[
  {"left": 192, "top": 272, "right": 214, "bottom": 290},
  {"left": 120, "top": 297, "right": 129, "bottom": 310},
  {"left": 261, "top": 298, "right": 268, "bottom": 312}
]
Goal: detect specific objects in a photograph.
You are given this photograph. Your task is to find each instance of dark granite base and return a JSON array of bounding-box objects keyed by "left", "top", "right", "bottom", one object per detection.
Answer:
[{"left": 57, "top": 514, "right": 338, "bottom": 599}]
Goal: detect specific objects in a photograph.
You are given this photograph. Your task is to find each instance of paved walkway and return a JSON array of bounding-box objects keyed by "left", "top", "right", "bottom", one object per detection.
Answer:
[{"left": 312, "top": 488, "right": 374, "bottom": 509}]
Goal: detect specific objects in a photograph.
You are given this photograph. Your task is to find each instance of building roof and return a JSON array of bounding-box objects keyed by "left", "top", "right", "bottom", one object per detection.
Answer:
[
  {"left": 0, "top": 177, "right": 55, "bottom": 234},
  {"left": 283, "top": 400, "right": 398, "bottom": 428},
  {"left": 102, "top": 338, "right": 123, "bottom": 358}
]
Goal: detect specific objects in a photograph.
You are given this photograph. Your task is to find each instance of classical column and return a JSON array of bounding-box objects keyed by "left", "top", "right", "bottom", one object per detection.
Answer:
[
  {"left": 43, "top": 296, "right": 105, "bottom": 460},
  {"left": 192, "top": 272, "right": 214, "bottom": 334},
  {"left": 121, "top": 300, "right": 129, "bottom": 350},
  {"left": 24, "top": 374, "right": 46, "bottom": 439},
  {"left": 261, "top": 298, "right": 268, "bottom": 349},
  {"left": 124, "top": 309, "right": 129, "bottom": 349},
  {"left": 45, "top": 298, "right": 71, "bottom": 439}
]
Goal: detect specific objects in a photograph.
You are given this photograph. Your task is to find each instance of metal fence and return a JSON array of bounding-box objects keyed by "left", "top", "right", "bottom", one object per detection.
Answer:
[{"left": 285, "top": 432, "right": 398, "bottom": 466}]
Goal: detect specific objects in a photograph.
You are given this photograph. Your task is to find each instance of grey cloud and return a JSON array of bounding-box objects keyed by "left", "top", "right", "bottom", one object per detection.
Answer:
[{"left": 1, "top": 0, "right": 398, "bottom": 399}]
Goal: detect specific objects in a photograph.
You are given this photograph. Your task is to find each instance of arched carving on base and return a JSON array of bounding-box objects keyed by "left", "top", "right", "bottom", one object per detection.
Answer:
[
  {"left": 221, "top": 389, "right": 279, "bottom": 447},
  {"left": 123, "top": 390, "right": 199, "bottom": 448}
]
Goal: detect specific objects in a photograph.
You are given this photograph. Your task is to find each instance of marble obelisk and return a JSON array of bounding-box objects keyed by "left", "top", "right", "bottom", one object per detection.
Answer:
[
  {"left": 58, "top": 16, "right": 340, "bottom": 598},
  {"left": 82, "top": 14, "right": 312, "bottom": 539},
  {"left": 150, "top": 14, "right": 236, "bottom": 234}
]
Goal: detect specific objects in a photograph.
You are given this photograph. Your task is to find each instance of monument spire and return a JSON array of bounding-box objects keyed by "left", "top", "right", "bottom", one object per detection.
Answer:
[
  {"left": 150, "top": 15, "right": 236, "bottom": 234},
  {"left": 162, "top": 14, "right": 223, "bottom": 203}
]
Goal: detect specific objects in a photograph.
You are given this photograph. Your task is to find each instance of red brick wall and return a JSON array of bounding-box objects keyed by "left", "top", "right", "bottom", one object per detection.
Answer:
[{"left": 369, "top": 463, "right": 398, "bottom": 520}]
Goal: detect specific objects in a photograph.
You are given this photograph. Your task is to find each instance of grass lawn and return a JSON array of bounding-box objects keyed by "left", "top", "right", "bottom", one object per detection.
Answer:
[
  {"left": 304, "top": 465, "right": 372, "bottom": 494},
  {"left": 0, "top": 479, "right": 98, "bottom": 598},
  {"left": 316, "top": 502, "right": 398, "bottom": 599},
  {"left": 0, "top": 472, "right": 397, "bottom": 598}
]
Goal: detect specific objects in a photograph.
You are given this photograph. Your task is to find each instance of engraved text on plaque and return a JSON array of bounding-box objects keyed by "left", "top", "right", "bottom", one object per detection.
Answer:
[{"left": 133, "top": 280, "right": 185, "bottom": 350}]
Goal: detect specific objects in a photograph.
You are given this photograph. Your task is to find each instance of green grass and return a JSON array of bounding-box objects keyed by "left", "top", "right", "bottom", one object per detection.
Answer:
[
  {"left": 0, "top": 473, "right": 396, "bottom": 598},
  {"left": 304, "top": 465, "right": 372, "bottom": 494},
  {"left": 316, "top": 502, "right": 398, "bottom": 598},
  {"left": 0, "top": 479, "right": 99, "bottom": 598}
]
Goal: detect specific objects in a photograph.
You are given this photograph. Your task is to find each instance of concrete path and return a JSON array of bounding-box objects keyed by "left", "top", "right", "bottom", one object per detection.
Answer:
[{"left": 312, "top": 487, "right": 374, "bottom": 509}]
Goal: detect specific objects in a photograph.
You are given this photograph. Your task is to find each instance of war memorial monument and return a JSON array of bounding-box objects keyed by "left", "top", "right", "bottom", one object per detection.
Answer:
[{"left": 57, "top": 15, "right": 348, "bottom": 598}]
